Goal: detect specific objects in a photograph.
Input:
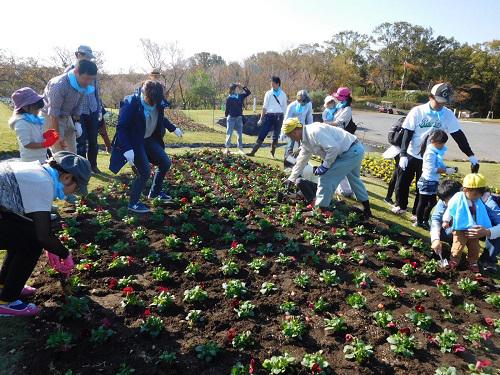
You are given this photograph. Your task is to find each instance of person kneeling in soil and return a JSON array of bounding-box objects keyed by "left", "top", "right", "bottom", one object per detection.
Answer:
[
  {"left": 0, "top": 151, "right": 91, "bottom": 317},
  {"left": 109, "top": 80, "right": 184, "bottom": 213},
  {"left": 431, "top": 179, "right": 500, "bottom": 272},
  {"left": 283, "top": 118, "right": 372, "bottom": 219},
  {"left": 442, "top": 174, "right": 496, "bottom": 272}
]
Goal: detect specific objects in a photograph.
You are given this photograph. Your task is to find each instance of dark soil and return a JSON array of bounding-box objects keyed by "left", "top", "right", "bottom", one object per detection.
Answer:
[{"left": 13, "top": 150, "right": 500, "bottom": 375}]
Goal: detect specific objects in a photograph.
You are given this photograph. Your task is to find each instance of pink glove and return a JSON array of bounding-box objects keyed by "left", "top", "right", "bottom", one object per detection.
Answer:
[{"left": 45, "top": 251, "right": 74, "bottom": 277}]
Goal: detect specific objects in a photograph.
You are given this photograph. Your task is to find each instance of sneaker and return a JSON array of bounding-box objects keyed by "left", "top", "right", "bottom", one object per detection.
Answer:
[
  {"left": 469, "top": 263, "right": 480, "bottom": 273},
  {"left": 148, "top": 191, "right": 173, "bottom": 203},
  {"left": 238, "top": 147, "right": 245, "bottom": 155},
  {"left": 0, "top": 285, "right": 36, "bottom": 297},
  {"left": 391, "top": 206, "right": 407, "bottom": 215},
  {"left": 50, "top": 213, "right": 58, "bottom": 221},
  {"left": 128, "top": 202, "right": 150, "bottom": 213},
  {"left": 0, "top": 300, "right": 39, "bottom": 317},
  {"left": 383, "top": 198, "right": 394, "bottom": 206},
  {"left": 482, "top": 262, "right": 498, "bottom": 273}
]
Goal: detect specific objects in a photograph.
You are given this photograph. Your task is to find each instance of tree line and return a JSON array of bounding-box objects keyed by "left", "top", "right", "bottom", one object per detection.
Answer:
[{"left": 0, "top": 21, "right": 498, "bottom": 116}]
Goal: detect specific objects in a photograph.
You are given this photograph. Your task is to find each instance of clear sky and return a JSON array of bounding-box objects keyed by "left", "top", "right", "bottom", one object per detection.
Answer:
[{"left": 1, "top": 0, "right": 498, "bottom": 73}]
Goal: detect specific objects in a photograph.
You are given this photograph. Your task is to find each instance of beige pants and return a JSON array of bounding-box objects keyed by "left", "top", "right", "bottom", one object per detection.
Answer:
[
  {"left": 451, "top": 231, "right": 481, "bottom": 263},
  {"left": 48, "top": 116, "right": 77, "bottom": 154}
]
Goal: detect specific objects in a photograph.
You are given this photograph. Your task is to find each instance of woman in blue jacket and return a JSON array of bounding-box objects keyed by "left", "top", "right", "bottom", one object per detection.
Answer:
[{"left": 109, "top": 81, "right": 183, "bottom": 213}]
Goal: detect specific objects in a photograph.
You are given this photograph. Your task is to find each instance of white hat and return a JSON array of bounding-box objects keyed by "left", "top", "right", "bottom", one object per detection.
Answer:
[{"left": 323, "top": 95, "right": 335, "bottom": 107}]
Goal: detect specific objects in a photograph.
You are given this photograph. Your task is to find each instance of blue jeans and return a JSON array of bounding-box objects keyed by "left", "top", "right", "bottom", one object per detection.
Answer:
[
  {"left": 316, "top": 142, "right": 369, "bottom": 208},
  {"left": 257, "top": 113, "right": 283, "bottom": 142},
  {"left": 225, "top": 115, "right": 243, "bottom": 148},
  {"left": 77, "top": 111, "right": 99, "bottom": 168},
  {"left": 129, "top": 137, "right": 172, "bottom": 205}
]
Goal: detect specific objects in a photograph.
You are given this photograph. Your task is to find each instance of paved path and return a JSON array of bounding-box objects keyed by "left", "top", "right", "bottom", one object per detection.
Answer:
[{"left": 353, "top": 110, "right": 500, "bottom": 162}]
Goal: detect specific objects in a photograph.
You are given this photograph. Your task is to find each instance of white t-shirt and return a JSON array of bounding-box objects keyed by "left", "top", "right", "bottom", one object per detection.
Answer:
[
  {"left": 402, "top": 102, "right": 461, "bottom": 159},
  {"left": 263, "top": 89, "right": 287, "bottom": 114},
  {"left": 10, "top": 161, "right": 54, "bottom": 213},
  {"left": 144, "top": 108, "right": 159, "bottom": 139},
  {"left": 9, "top": 115, "right": 47, "bottom": 162}
]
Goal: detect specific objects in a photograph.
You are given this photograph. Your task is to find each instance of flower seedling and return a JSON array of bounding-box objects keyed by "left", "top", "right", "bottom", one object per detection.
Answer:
[
  {"left": 185, "top": 310, "right": 204, "bottom": 327},
  {"left": 346, "top": 293, "right": 366, "bottom": 309},
  {"left": 140, "top": 315, "right": 164, "bottom": 338},
  {"left": 221, "top": 259, "right": 240, "bottom": 276},
  {"left": 223, "top": 280, "right": 247, "bottom": 299},
  {"left": 301, "top": 351, "right": 329, "bottom": 374},
  {"left": 485, "top": 294, "right": 500, "bottom": 308},
  {"left": 387, "top": 331, "right": 417, "bottom": 357},
  {"left": 282, "top": 316, "right": 306, "bottom": 339},
  {"left": 90, "top": 325, "right": 115, "bottom": 344},
  {"left": 382, "top": 285, "right": 402, "bottom": 300},
  {"left": 457, "top": 277, "right": 479, "bottom": 294},
  {"left": 435, "top": 328, "right": 459, "bottom": 353},
  {"left": 184, "top": 262, "right": 200, "bottom": 278},
  {"left": 195, "top": 341, "right": 220, "bottom": 362},
  {"left": 373, "top": 310, "right": 394, "bottom": 328},
  {"left": 232, "top": 330, "right": 254, "bottom": 350},
  {"left": 260, "top": 282, "right": 278, "bottom": 295},
  {"left": 183, "top": 286, "right": 208, "bottom": 304},
  {"left": 262, "top": 353, "right": 296, "bottom": 374},
  {"left": 248, "top": 258, "right": 268, "bottom": 274},
  {"left": 343, "top": 338, "right": 373, "bottom": 363},
  {"left": 151, "top": 266, "right": 172, "bottom": 282},
  {"left": 324, "top": 316, "right": 347, "bottom": 333},
  {"left": 46, "top": 329, "right": 73, "bottom": 351},
  {"left": 280, "top": 301, "right": 299, "bottom": 315},
  {"left": 234, "top": 301, "right": 255, "bottom": 318},
  {"left": 406, "top": 306, "right": 433, "bottom": 330},
  {"left": 150, "top": 291, "right": 175, "bottom": 313},
  {"left": 294, "top": 272, "right": 311, "bottom": 289},
  {"left": 319, "top": 269, "right": 340, "bottom": 286},
  {"left": 353, "top": 271, "right": 372, "bottom": 289}
]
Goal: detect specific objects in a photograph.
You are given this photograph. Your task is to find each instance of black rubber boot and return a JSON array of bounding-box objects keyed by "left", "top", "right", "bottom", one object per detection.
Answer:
[
  {"left": 247, "top": 140, "right": 263, "bottom": 157},
  {"left": 362, "top": 200, "right": 372, "bottom": 220},
  {"left": 271, "top": 139, "right": 278, "bottom": 158}
]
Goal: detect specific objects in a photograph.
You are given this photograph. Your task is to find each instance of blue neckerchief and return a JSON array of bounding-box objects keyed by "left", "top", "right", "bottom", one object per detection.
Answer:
[
  {"left": 272, "top": 88, "right": 282, "bottom": 97},
  {"left": 295, "top": 101, "right": 305, "bottom": 114},
  {"left": 427, "top": 103, "right": 442, "bottom": 122},
  {"left": 447, "top": 192, "right": 492, "bottom": 230},
  {"left": 325, "top": 101, "right": 348, "bottom": 121},
  {"left": 22, "top": 113, "right": 45, "bottom": 126},
  {"left": 140, "top": 93, "right": 156, "bottom": 118},
  {"left": 228, "top": 94, "right": 239, "bottom": 100},
  {"left": 68, "top": 70, "right": 95, "bottom": 95},
  {"left": 42, "top": 165, "right": 66, "bottom": 200},
  {"left": 430, "top": 144, "right": 447, "bottom": 169}
]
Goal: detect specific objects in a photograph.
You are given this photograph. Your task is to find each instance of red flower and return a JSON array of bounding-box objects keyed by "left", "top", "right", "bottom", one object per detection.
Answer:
[
  {"left": 180, "top": 197, "right": 189, "bottom": 204},
  {"left": 480, "top": 331, "right": 493, "bottom": 341},
  {"left": 158, "top": 286, "right": 169, "bottom": 293},
  {"left": 249, "top": 358, "right": 255, "bottom": 374},
  {"left": 345, "top": 334, "right": 354, "bottom": 342},
  {"left": 112, "top": 252, "right": 119, "bottom": 260},
  {"left": 226, "top": 328, "right": 237, "bottom": 342},
  {"left": 308, "top": 302, "right": 315, "bottom": 309},
  {"left": 415, "top": 304, "right": 425, "bottom": 313},
  {"left": 230, "top": 299, "right": 240, "bottom": 308},
  {"left": 108, "top": 278, "right": 118, "bottom": 289},
  {"left": 452, "top": 344, "right": 466, "bottom": 353},
  {"left": 403, "top": 259, "right": 410, "bottom": 264},
  {"left": 386, "top": 322, "right": 397, "bottom": 329},
  {"left": 410, "top": 261, "right": 418, "bottom": 268},
  {"left": 311, "top": 363, "right": 322, "bottom": 374},
  {"left": 231, "top": 240, "right": 238, "bottom": 249},
  {"left": 144, "top": 308, "right": 151, "bottom": 317},
  {"left": 322, "top": 210, "right": 332, "bottom": 218},
  {"left": 122, "top": 286, "right": 134, "bottom": 296},
  {"left": 83, "top": 263, "right": 93, "bottom": 270},
  {"left": 399, "top": 327, "right": 411, "bottom": 336},
  {"left": 476, "top": 359, "right": 492, "bottom": 369},
  {"left": 199, "top": 282, "right": 205, "bottom": 289},
  {"left": 433, "top": 278, "right": 444, "bottom": 286},
  {"left": 360, "top": 281, "right": 368, "bottom": 289},
  {"left": 61, "top": 223, "right": 68, "bottom": 229},
  {"left": 428, "top": 335, "right": 438, "bottom": 345},
  {"left": 127, "top": 256, "right": 134, "bottom": 265},
  {"left": 484, "top": 317, "right": 494, "bottom": 326}
]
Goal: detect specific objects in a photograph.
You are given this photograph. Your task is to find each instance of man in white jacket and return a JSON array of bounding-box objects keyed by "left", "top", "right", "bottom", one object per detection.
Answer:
[{"left": 284, "top": 118, "right": 371, "bottom": 219}]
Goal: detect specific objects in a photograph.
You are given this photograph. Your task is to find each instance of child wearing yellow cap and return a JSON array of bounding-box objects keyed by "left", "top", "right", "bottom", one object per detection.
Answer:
[{"left": 442, "top": 173, "right": 492, "bottom": 272}]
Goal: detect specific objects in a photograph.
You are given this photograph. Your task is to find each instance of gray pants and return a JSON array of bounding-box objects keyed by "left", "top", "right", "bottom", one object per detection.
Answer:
[{"left": 225, "top": 115, "right": 243, "bottom": 148}]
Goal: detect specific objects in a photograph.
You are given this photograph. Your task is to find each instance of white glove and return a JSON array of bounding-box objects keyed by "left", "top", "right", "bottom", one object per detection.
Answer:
[
  {"left": 469, "top": 155, "right": 479, "bottom": 165},
  {"left": 123, "top": 150, "right": 135, "bottom": 166},
  {"left": 257, "top": 118, "right": 263, "bottom": 126},
  {"left": 445, "top": 167, "right": 457, "bottom": 175},
  {"left": 398, "top": 156, "right": 408, "bottom": 170},
  {"left": 278, "top": 133, "right": 287, "bottom": 142},
  {"left": 74, "top": 122, "right": 83, "bottom": 138},
  {"left": 174, "top": 128, "right": 183, "bottom": 138}
]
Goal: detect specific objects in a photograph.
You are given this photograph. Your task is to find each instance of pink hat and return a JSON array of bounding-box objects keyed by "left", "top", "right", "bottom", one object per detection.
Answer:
[
  {"left": 11, "top": 87, "right": 44, "bottom": 111},
  {"left": 333, "top": 87, "right": 351, "bottom": 101}
]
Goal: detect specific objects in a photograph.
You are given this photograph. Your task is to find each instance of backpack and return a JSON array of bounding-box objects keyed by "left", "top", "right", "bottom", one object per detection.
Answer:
[{"left": 387, "top": 116, "right": 406, "bottom": 147}]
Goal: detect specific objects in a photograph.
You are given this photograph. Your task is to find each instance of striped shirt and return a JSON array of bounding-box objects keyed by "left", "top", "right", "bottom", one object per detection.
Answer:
[{"left": 42, "top": 73, "right": 84, "bottom": 117}]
